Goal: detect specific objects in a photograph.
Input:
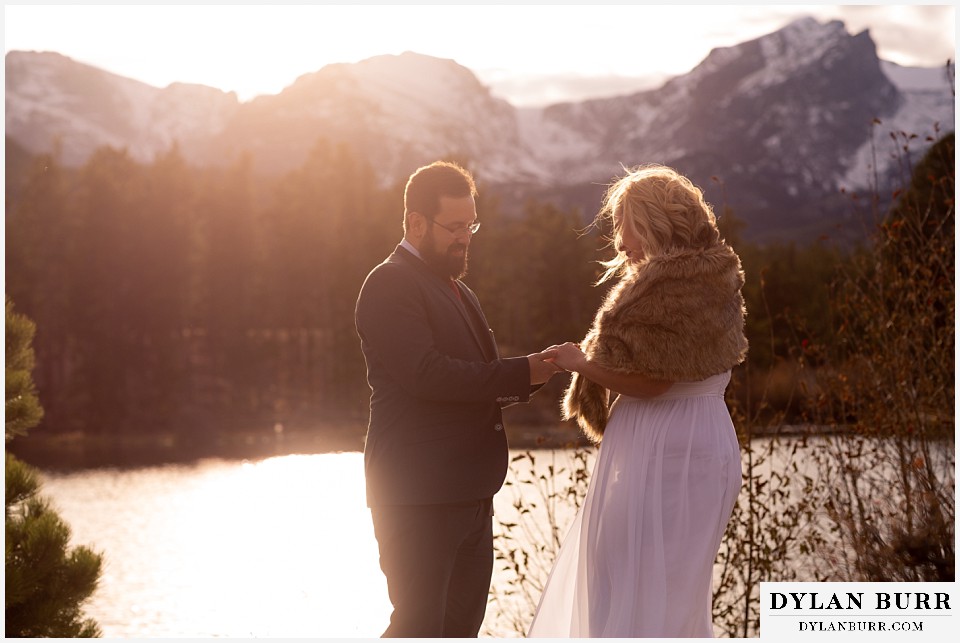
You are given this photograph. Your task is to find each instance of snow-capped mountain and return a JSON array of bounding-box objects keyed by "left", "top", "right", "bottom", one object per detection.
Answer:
[
  {"left": 843, "top": 59, "right": 955, "bottom": 188},
  {"left": 5, "top": 50, "right": 240, "bottom": 166},
  {"left": 190, "top": 51, "right": 550, "bottom": 184},
  {"left": 528, "top": 18, "right": 903, "bottom": 184},
  {"left": 518, "top": 18, "right": 952, "bottom": 239},
  {"left": 5, "top": 18, "right": 954, "bottom": 242}
]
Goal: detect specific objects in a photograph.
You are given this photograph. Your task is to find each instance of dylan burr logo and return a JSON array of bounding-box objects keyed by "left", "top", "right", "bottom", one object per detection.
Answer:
[
  {"left": 760, "top": 582, "right": 955, "bottom": 640},
  {"left": 770, "top": 590, "right": 950, "bottom": 611}
]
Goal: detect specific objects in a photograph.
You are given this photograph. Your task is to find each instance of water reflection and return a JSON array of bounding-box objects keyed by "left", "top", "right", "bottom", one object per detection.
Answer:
[
  {"left": 44, "top": 439, "right": 921, "bottom": 638},
  {"left": 41, "top": 454, "right": 392, "bottom": 638}
]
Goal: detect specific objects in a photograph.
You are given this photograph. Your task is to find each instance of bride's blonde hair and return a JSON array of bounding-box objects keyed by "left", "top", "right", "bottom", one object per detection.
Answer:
[{"left": 597, "top": 164, "right": 721, "bottom": 283}]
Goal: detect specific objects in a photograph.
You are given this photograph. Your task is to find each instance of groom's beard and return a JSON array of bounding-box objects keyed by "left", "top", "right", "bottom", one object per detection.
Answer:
[{"left": 421, "top": 230, "right": 469, "bottom": 280}]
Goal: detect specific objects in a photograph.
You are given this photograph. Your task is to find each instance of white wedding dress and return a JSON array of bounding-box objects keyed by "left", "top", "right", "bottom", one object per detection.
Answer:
[{"left": 527, "top": 371, "right": 742, "bottom": 638}]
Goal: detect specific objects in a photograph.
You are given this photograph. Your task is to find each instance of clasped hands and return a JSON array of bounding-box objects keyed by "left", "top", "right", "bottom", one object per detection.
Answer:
[{"left": 526, "top": 342, "right": 587, "bottom": 385}]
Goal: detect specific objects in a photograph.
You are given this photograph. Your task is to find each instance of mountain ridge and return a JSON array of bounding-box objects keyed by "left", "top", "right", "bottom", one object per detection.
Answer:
[{"left": 5, "top": 18, "right": 954, "bottom": 242}]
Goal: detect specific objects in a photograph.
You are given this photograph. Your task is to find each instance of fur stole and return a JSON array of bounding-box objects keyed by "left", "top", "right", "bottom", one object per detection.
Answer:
[{"left": 562, "top": 243, "right": 748, "bottom": 443}]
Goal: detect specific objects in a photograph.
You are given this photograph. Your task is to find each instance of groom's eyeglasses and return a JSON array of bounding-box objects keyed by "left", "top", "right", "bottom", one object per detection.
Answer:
[{"left": 430, "top": 219, "right": 481, "bottom": 236}]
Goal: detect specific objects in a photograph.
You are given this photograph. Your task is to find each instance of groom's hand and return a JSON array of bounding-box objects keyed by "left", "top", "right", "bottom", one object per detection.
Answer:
[{"left": 527, "top": 349, "right": 561, "bottom": 385}]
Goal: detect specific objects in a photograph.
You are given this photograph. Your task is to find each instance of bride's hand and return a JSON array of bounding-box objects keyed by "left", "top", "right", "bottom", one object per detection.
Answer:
[{"left": 545, "top": 342, "right": 588, "bottom": 373}]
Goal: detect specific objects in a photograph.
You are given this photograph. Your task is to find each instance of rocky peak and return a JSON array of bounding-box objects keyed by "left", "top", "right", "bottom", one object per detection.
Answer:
[{"left": 5, "top": 18, "right": 951, "bottom": 242}]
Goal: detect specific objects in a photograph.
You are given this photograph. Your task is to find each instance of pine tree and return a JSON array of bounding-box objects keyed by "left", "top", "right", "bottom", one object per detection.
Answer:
[
  {"left": 5, "top": 296, "right": 43, "bottom": 441},
  {"left": 5, "top": 296, "right": 104, "bottom": 637}
]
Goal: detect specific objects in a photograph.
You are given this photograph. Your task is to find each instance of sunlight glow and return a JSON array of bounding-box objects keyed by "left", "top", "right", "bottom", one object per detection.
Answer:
[
  {"left": 179, "top": 454, "right": 391, "bottom": 637},
  {"left": 4, "top": 5, "right": 954, "bottom": 104},
  {"left": 41, "top": 455, "right": 391, "bottom": 637}
]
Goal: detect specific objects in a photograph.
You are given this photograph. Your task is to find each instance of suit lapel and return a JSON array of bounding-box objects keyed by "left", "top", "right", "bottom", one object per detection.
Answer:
[
  {"left": 392, "top": 246, "right": 495, "bottom": 360},
  {"left": 450, "top": 280, "right": 499, "bottom": 361}
]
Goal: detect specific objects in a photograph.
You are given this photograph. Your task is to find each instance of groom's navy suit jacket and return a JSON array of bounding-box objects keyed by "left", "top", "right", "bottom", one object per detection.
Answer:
[{"left": 355, "top": 245, "right": 534, "bottom": 507}]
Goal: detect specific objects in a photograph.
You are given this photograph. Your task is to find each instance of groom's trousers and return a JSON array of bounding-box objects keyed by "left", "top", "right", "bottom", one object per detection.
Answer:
[{"left": 370, "top": 497, "right": 494, "bottom": 638}]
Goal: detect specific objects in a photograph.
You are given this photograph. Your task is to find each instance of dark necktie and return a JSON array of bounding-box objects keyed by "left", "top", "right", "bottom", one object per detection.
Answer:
[{"left": 448, "top": 279, "right": 463, "bottom": 302}]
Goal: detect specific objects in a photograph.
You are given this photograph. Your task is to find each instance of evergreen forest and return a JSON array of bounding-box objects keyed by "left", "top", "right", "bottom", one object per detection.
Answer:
[{"left": 4, "top": 131, "right": 953, "bottom": 465}]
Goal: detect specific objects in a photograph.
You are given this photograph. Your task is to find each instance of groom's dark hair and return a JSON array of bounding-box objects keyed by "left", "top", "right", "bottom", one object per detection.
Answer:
[{"left": 403, "top": 161, "right": 477, "bottom": 229}]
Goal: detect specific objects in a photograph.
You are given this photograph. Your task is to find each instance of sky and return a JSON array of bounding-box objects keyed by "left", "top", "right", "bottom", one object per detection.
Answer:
[{"left": 3, "top": 4, "right": 957, "bottom": 106}]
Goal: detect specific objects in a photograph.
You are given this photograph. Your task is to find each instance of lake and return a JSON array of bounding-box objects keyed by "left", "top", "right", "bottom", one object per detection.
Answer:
[
  {"left": 33, "top": 435, "right": 954, "bottom": 638},
  {"left": 40, "top": 453, "right": 392, "bottom": 637},
  {"left": 38, "top": 449, "right": 593, "bottom": 638}
]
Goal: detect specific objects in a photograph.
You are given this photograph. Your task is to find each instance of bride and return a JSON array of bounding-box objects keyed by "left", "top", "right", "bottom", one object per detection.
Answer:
[{"left": 529, "top": 165, "right": 748, "bottom": 638}]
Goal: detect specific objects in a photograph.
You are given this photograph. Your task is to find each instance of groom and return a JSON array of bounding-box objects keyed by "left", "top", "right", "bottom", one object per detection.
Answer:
[{"left": 355, "top": 161, "right": 558, "bottom": 637}]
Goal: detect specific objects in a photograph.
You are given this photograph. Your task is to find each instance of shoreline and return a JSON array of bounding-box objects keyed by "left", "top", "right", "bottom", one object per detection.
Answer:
[
  {"left": 7, "top": 424, "right": 591, "bottom": 471},
  {"left": 5, "top": 423, "right": 894, "bottom": 472}
]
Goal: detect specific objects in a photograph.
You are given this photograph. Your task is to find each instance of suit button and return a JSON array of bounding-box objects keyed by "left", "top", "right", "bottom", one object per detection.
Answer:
[{"left": 494, "top": 423, "right": 503, "bottom": 431}]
